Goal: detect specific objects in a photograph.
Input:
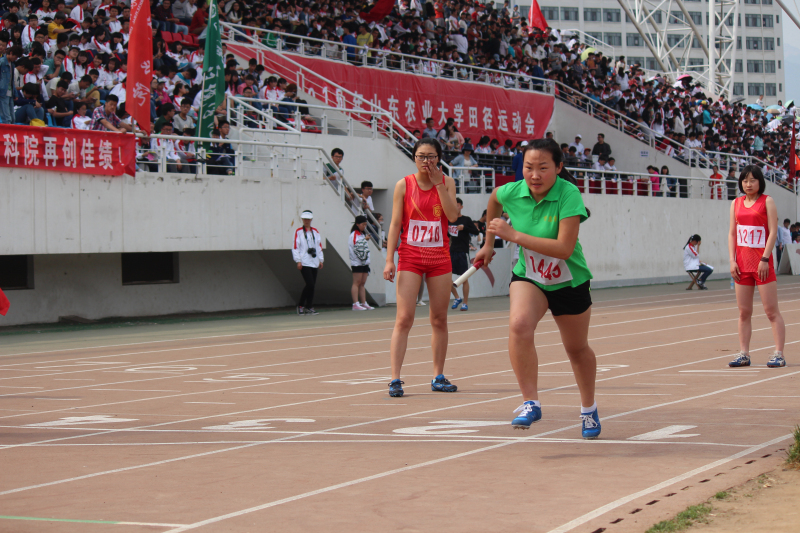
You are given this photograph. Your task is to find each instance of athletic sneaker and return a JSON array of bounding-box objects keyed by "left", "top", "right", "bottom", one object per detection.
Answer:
[
  {"left": 389, "top": 379, "right": 404, "bottom": 397},
  {"left": 352, "top": 302, "right": 367, "bottom": 311},
  {"left": 728, "top": 352, "right": 751, "bottom": 367},
  {"left": 451, "top": 298, "right": 463, "bottom": 310},
  {"left": 360, "top": 302, "right": 375, "bottom": 310},
  {"left": 698, "top": 283, "right": 708, "bottom": 291},
  {"left": 304, "top": 308, "right": 319, "bottom": 315},
  {"left": 416, "top": 300, "right": 427, "bottom": 306},
  {"left": 581, "top": 408, "right": 602, "bottom": 439},
  {"left": 767, "top": 353, "right": 786, "bottom": 368},
  {"left": 297, "top": 306, "right": 305, "bottom": 315},
  {"left": 431, "top": 374, "right": 457, "bottom": 392},
  {"left": 511, "top": 401, "right": 542, "bottom": 429},
  {"left": 460, "top": 304, "right": 468, "bottom": 311}
]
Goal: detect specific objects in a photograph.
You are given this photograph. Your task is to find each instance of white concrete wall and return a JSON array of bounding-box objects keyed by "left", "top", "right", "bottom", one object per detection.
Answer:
[{"left": 1, "top": 251, "right": 295, "bottom": 326}]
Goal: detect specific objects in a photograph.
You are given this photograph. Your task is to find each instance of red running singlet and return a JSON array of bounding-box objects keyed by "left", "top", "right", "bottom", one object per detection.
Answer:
[
  {"left": 397, "top": 174, "right": 452, "bottom": 277},
  {"left": 734, "top": 194, "right": 776, "bottom": 285}
]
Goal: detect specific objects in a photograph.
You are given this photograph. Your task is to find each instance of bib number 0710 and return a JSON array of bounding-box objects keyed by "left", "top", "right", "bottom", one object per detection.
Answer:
[{"left": 408, "top": 220, "right": 443, "bottom": 247}]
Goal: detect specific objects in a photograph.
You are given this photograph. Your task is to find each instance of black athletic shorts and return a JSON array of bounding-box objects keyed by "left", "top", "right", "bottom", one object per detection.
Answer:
[
  {"left": 510, "top": 274, "right": 592, "bottom": 316},
  {"left": 352, "top": 265, "right": 371, "bottom": 273},
  {"left": 450, "top": 251, "right": 470, "bottom": 276}
]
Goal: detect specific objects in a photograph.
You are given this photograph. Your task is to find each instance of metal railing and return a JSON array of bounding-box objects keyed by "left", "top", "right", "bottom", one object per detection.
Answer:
[
  {"left": 559, "top": 29, "right": 616, "bottom": 57},
  {"left": 230, "top": 97, "right": 392, "bottom": 139},
  {"left": 223, "top": 27, "right": 792, "bottom": 193},
  {"left": 450, "top": 166, "right": 496, "bottom": 194},
  {"left": 135, "top": 133, "right": 383, "bottom": 239},
  {"left": 222, "top": 22, "right": 553, "bottom": 94},
  {"left": 564, "top": 168, "right": 737, "bottom": 200}
]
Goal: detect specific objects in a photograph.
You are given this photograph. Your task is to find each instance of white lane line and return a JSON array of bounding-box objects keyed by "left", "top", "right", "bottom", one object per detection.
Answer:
[
  {"left": 2, "top": 352, "right": 796, "bottom": 503},
  {"left": 544, "top": 434, "right": 792, "bottom": 533},
  {"left": 749, "top": 395, "right": 800, "bottom": 398},
  {"left": 232, "top": 392, "right": 336, "bottom": 395},
  {"left": 2, "top": 317, "right": 794, "bottom": 446},
  {"left": 3, "top": 290, "right": 798, "bottom": 380},
  {"left": 162, "top": 431, "right": 795, "bottom": 532},
  {"left": 4, "top": 282, "right": 780, "bottom": 361},
  {"left": 635, "top": 383, "right": 686, "bottom": 386},
  {"left": 679, "top": 370, "right": 762, "bottom": 373},
  {"left": 3, "top": 305, "right": 795, "bottom": 409},
  {"left": 31, "top": 398, "right": 81, "bottom": 401},
  {"left": 184, "top": 402, "right": 235, "bottom": 405},
  {"left": 554, "top": 393, "right": 671, "bottom": 396},
  {"left": 91, "top": 389, "right": 180, "bottom": 392},
  {"left": 351, "top": 404, "right": 407, "bottom": 406},
  {"left": 0, "top": 386, "right": 43, "bottom": 389},
  {"left": 722, "top": 407, "right": 785, "bottom": 411},
  {"left": 54, "top": 379, "right": 95, "bottom": 381}
]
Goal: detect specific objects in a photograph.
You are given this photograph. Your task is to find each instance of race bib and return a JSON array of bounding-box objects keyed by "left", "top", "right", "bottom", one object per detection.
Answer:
[
  {"left": 408, "top": 220, "right": 443, "bottom": 247},
  {"left": 524, "top": 248, "right": 573, "bottom": 285},
  {"left": 448, "top": 225, "right": 459, "bottom": 237},
  {"left": 737, "top": 224, "right": 766, "bottom": 249}
]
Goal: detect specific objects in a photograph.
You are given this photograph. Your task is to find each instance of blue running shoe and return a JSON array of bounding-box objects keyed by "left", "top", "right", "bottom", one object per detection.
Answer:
[
  {"left": 431, "top": 374, "right": 457, "bottom": 392},
  {"left": 451, "top": 298, "right": 463, "bottom": 310},
  {"left": 581, "top": 408, "right": 601, "bottom": 439},
  {"left": 511, "top": 401, "right": 542, "bottom": 429},
  {"left": 388, "top": 379, "right": 404, "bottom": 397},
  {"left": 729, "top": 352, "right": 751, "bottom": 367},
  {"left": 767, "top": 353, "right": 786, "bottom": 368},
  {"left": 460, "top": 304, "right": 468, "bottom": 311}
]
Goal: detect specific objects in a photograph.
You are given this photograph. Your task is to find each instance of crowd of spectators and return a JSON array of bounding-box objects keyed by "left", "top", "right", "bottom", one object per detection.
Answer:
[{"left": 0, "top": 0, "right": 795, "bottom": 185}]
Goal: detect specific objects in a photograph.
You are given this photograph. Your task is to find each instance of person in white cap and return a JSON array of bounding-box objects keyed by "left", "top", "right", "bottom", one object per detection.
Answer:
[
  {"left": 292, "top": 210, "right": 324, "bottom": 315},
  {"left": 569, "top": 135, "right": 584, "bottom": 156}
]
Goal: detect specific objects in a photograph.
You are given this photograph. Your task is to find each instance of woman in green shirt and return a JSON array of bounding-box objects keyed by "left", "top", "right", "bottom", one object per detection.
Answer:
[{"left": 474, "top": 139, "right": 600, "bottom": 439}]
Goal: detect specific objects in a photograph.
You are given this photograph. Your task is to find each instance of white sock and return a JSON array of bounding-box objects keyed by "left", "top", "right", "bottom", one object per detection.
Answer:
[
  {"left": 528, "top": 400, "right": 541, "bottom": 407},
  {"left": 581, "top": 402, "right": 597, "bottom": 414},
  {"left": 775, "top": 351, "right": 783, "bottom": 357}
]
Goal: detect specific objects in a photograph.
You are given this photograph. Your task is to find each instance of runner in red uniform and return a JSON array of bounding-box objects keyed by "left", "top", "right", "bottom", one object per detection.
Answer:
[
  {"left": 728, "top": 165, "right": 786, "bottom": 368},
  {"left": 384, "top": 138, "right": 460, "bottom": 397}
]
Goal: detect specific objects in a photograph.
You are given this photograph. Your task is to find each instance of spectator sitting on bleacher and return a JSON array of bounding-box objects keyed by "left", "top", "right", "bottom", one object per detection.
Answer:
[
  {"left": 511, "top": 140, "right": 526, "bottom": 181},
  {"left": 436, "top": 119, "right": 463, "bottom": 151},
  {"left": 44, "top": 79, "right": 73, "bottom": 126},
  {"left": 14, "top": 82, "right": 44, "bottom": 124},
  {"left": 277, "top": 82, "right": 312, "bottom": 124},
  {"left": 564, "top": 146, "right": 580, "bottom": 168},
  {"left": 422, "top": 117, "right": 437, "bottom": 139},
  {"left": 569, "top": 134, "right": 584, "bottom": 155},
  {"left": 474, "top": 136, "right": 491, "bottom": 154}
]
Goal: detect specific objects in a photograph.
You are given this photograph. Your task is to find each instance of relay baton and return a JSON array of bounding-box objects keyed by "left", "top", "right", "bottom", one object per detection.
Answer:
[{"left": 453, "top": 253, "right": 495, "bottom": 288}]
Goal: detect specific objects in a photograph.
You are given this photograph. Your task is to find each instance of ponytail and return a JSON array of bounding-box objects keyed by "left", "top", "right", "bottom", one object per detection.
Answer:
[{"left": 684, "top": 234, "right": 701, "bottom": 249}]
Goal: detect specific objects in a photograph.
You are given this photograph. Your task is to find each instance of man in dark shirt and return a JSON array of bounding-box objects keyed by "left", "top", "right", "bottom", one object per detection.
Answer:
[
  {"left": 44, "top": 79, "right": 73, "bottom": 126},
  {"left": 591, "top": 133, "right": 612, "bottom": 161},
  {"left": 449, "top": 198, "right": 480, "bottom": 311}
]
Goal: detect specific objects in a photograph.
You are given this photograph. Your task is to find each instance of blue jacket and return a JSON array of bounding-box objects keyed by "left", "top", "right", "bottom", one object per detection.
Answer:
[
  {"left": 511, "top": 151, "right": 524, "bottom": 181},
  {"left": 0, "top": 56, "right": 12, "bottom": 100}
]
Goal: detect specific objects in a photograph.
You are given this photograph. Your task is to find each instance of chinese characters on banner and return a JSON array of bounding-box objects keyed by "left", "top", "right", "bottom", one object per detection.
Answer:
[
  {"left": 255, "top": 49, "right": 554, "bottom": 143},
  {"left": 0, "top": 125, "right": 137, "bottom": 176}
]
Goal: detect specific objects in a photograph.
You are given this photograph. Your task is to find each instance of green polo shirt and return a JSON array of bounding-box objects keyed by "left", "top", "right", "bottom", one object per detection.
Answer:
[{"left": 496, "top": 177, "right": 593, "bottom": 291}]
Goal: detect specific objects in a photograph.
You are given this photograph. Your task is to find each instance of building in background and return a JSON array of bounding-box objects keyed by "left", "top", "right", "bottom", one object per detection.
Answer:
[{"left": 521, "top": 0, "right": 786, "bottom": 103}]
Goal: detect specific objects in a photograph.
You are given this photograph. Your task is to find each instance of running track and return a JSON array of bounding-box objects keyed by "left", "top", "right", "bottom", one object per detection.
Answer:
[{"left": 0, "top": 279, "right": 797, "bottom": 533}]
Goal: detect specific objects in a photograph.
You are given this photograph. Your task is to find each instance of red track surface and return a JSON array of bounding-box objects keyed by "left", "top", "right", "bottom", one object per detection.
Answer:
[{"left": 0, "top": 280, "right": 797, "bottom": 532}]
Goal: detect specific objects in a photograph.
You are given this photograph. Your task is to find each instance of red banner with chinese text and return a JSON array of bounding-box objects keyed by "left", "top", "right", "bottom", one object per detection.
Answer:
[
  {"left": 127, "top": 0, "right": 153, "bottom": 134},
  {"left": 0, "top": 125, "right": 136, "bottom": 176},
  {"left": 247, "top": 48, "right": 554, "bottom": 144}
]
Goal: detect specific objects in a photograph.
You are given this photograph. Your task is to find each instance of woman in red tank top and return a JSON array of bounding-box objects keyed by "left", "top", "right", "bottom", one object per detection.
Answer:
[
  {"left": 727, "top": 165, "right": 785, "bottom": 368},
  {"left": 383, "top": 138, "right": 460, "bottom": 398}
]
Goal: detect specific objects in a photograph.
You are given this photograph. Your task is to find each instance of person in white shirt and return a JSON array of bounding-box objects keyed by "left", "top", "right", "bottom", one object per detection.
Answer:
[
  {"left": 777, "top": 218, "right": 792, "bottom": 267},
  {"left": 154, "top": 122, "right": 184, "bottom": 173},
  {"left": 292, "top": 210, "right": 324, "bottom": 315},
  {"left": 71, "top": 101, "right": 91, "bottom": 129},
  {"left": 569, "top": 134, "right": 584, "bottom": 155},
  {"left": 359, "top": 180, "right": 374, "bottom": 212},
  {"left": 604, "top": 157, "right": 618, "bottom": 182},
  {"left": 349, "top": 215, "right": 374, "bottom": 311},
  {"left": 69, "top": 0, "right": 90, "bottom": 23},
  {"left": 22, "top": 15, "right": 40, "bottom": 50},
  {"left": 683, "top": 234, "right": 712, "bottom": 289}
]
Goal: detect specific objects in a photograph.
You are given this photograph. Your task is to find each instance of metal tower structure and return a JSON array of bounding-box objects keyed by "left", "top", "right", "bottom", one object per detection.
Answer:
[{"left": 616, "top": 0, "right": 737, "bottom": 99}]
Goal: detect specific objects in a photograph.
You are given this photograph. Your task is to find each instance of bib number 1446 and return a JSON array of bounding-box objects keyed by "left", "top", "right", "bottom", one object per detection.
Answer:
[{"left": 524, "top": 249, "right": 573, "bottom": 285}]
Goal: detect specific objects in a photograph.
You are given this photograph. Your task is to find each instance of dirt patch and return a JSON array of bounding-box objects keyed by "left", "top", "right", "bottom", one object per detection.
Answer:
[{"left": 687, "top": 467, "right": 800, "bottom": 532}]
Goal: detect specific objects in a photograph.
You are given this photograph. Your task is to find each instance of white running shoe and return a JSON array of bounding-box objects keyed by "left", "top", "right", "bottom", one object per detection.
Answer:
[
  {"left": 416, "top": 300, "right": 427, "bottom": 306},
  {"left": 352, "top": 302, "right": 367, "bottom": 311},
  {"left": 360, "top": 302, "right": 375, "bottom": 310}
]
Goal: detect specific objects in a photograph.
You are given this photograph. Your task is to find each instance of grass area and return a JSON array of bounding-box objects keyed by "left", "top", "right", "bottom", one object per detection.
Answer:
[
  {"left": 787, "top": 425, "right": 800, "bottom": 468},
  {"left": 645, "top": 504, "right": 712, "bottom": 533},
  {"left": 713, "top": 491, "right": 728, "bottom": 500}
]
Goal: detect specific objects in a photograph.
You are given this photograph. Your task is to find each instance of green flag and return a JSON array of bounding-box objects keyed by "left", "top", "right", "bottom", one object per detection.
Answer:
[{"left": 198, "top": 0, "right": 224, "bottom": 138}]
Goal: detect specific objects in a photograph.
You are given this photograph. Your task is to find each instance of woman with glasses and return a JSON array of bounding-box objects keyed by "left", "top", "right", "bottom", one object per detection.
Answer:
[{"left": 383, "top": 138, "right": 460, "bottom": 398}]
